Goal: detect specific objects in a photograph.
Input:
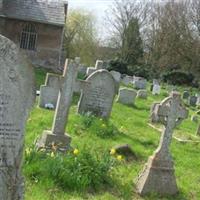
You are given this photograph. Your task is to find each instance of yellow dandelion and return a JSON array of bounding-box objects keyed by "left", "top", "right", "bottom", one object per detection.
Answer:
[
  {"left": 110, "top": 148, "right": 116, "bottom": 155},
  {"left": 117, "top": 155, "right": 123, "bottom": 161},
  {"left": 73, "top": 148, "right": 79, "bottom": 155}
]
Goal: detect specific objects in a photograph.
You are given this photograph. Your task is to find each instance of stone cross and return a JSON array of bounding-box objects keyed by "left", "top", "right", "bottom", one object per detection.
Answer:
[
  {"left": 36, "top": 58, "right": 79, "bottom": 151},
  {"left": 136, "top": 92, "right": 188, "bottom": 196},
  {"left": 0, "top": 35, "right": 35, "bottom": 200}
]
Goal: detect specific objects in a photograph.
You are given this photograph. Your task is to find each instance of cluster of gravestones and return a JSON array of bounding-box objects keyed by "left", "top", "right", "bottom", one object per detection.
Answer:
[{"left": 0, "top": 35, "right": 189, "bottom": 199}]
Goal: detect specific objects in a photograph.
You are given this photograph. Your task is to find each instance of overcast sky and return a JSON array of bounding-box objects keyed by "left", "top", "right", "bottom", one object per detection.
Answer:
[{"left": 68, "top": 0, "right": 114, "bottom": 38}]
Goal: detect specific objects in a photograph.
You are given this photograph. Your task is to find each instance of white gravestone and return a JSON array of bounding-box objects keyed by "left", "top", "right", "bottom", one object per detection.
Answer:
[
  {"left": 36, "top": 59, "right": 79, "bottom": 151},
  {"left": 0, "top": 35, "right": 35, "bottom": 200},
  {"left": 78, "top": 70, "right": 116, "bottom": 118},
  {"left": 136, "top": 92, "right": 188, "bottom": 195}
]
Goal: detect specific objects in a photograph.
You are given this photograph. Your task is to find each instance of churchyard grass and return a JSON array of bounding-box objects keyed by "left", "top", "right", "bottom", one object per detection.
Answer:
[{"left": 24, "top": 68, "right": 200, "bottom": 200}]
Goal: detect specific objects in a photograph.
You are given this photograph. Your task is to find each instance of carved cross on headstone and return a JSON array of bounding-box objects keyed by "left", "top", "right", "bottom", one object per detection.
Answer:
[
  {"left": 36, "top": 58, "right": 79, "bottom": 151},
  {"left": 136, "top": 92, "right": 188, "bottom": 196},
  {"left": 156, "top": 92, "right": 188, "bottom": 158}
]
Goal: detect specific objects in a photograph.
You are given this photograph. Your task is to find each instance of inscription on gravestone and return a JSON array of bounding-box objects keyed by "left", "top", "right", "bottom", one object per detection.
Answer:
[
  {"left": 0, "top": 35, "right": 35, "bottom": 200},
  {"left": 78, "top": 70, "right": 116, "bottom": 118}
]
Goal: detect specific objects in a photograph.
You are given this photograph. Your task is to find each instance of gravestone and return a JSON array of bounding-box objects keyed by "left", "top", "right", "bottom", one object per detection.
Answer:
[
  {"left": 36, "top": 59, "right": 79, "bottom": 151},
  {"left": 78, "top": 70, "right": 116, "bottom": 118},
  {"left": 86, "top": 67, "right": 96, "bottom": 76},
  {"left": 117, "top": 88, "right": 137, "bottom": 105},
  {"left": 0, "top": 35, "right": 35, "bottom": 200},
  {"left": 134, "top": 78, "right": 147, "bottom": 89},
  {"left": 152, "top": 84, "right": 161, "bottom": 95},
  {"left": 39, "top": 69, "right": 89, "bottom": 109},
  {"left": 121, "top": 75, "right": 133, "bottom": 85},
  {"left": 86, "top": 60, "right": 104, "bottom": 76},
  {"left": 110, "top": 70, "right": 121, "bottom": 83},
  {"left": 182, "top": 91, "right": 189, "bottom": 99},
  {"left": 189, "top": 96, "right": 197, "bottom": 106},
  {"left": 150, "top": 102, "right": 160, "bottom": 123},
  {"left": 95, "top": 60, "right": 104, "bottom": 69},
  {"left": 136, "top": 92, "right": 188, "bottom": 196},
  {"left": 110, "top": 70, "right": 121, "bottom": 93},
  {"left": 137, "top": 90, "right": 148, "bottom": 99},
  {"left": 39, "top": 73, "right": 61, "bottom": 109}
]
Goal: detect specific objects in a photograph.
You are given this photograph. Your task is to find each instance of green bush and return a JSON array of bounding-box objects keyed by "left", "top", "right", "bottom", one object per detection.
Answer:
[
  {"left": 107, "top": 59, "right": 128, "bottom": 74},
  {"left": 24, "top": 147, "right": 116, "bottom": 192},
  {"left": 162, "top": 71, "right": 194, "bottom": 86}
]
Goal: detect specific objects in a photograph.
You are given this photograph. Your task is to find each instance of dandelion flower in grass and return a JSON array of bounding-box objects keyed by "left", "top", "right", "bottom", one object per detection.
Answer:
[
  {"left": 117, "top": 155, "right": 123, "bottom": 161},
  {"left": 73, "top": 148, "right": 79, "bottom": 155},
  {"left": 110, "top": 148, "right": 116, "bottom": 155},
  {"left": 50, "top": 152, "right": 55, "bottom": 158}
]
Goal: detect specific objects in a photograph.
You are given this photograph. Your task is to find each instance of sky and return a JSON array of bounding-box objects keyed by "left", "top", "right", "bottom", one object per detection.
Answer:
[{"left": 68, "top": 0, "right": 115, "bottom": 38}]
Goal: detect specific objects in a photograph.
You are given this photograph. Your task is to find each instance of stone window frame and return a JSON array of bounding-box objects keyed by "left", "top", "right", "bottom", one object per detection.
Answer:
[{"left": 20, "top": 23, "right": 37, "bottom": 51}]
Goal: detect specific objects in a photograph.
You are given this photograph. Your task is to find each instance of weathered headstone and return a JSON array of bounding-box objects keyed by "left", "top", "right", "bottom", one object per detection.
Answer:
[
  {"left": 36, "top": 59, "right": 79, "bottom": 151},
  {"left": 39, "top": 73, "right": 61, "bottom": 109},
  {"left": 136, "top": 92, "right": 188, "bottom": 195},
  {"left": 39, "top": 69, "right": 89, "bottom": 109},
  {"left": 189, "top": 96, "right": 197, "bottom": 107},
  {"left": 78, "top": 70, "right": 116, "bottom": 118},
  {"left": 0, "top": 35, "right": 35, "bottom": 200},
  {"left": 110, "top": 70, "right": 121, "bottom": 83},
  {"left": 86, "top": 67, "right": 96, "bottom": 76},
  {"left": 117, "top": 88, "right": 137, "bottom": 105},
  {"left": 137, "top": 90, "right": 148, "bottom": 99},
  {"left": 150, "top": 102, "right": 160, "bottom": 123},
  {"left": 152, "top": 84, "right": 161, "bottom": 95},
  {"left": 121, "top": 75, "right": 133, "bottom": 86},
  {"left": 86, "top": 60, "right": 104, "bottom": 76},
  {"left": 182, "top": 91, "right": 189, "bottom": 99},
  {"left": 134, "top": 77, "right": 147, "bottom": 89},
  {"left": 95, "top": 60, "right": 104, "bottom": 69}
]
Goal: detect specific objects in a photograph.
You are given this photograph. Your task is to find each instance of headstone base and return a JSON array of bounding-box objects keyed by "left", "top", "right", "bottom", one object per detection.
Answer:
[
  {"left": 136, "top": 155, "right": 178, "bottom": 196},
  {"left": 36, "top": 130, "right": 71, "bottom": 152}
]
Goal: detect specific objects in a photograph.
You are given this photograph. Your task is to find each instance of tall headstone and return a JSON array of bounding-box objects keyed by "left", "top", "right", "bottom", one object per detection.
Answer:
[
  {"left": 78, "top": 70, "right": 116, "bottom": 118},
  {"left": 136, "top": 92, "right": 188, "bottom": 195},
  {"left": 36, "top": 59, "right": 79, "bottom": 151},
  {"left": 0, "top": 35, "right": 35, "bottom": 200}
]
